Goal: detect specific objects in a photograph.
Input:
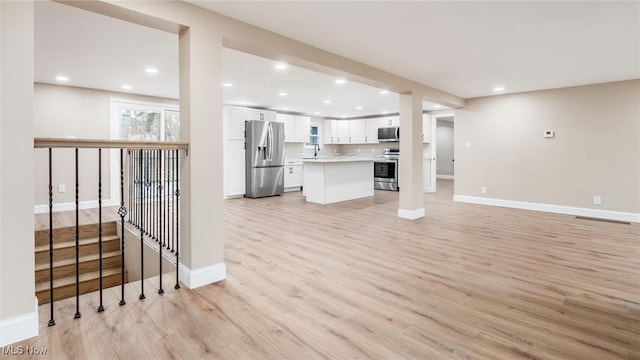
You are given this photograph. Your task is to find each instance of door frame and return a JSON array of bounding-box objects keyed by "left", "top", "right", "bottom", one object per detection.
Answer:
[{"left": 430, "top": 110, "right": 455, "bottom": 191}]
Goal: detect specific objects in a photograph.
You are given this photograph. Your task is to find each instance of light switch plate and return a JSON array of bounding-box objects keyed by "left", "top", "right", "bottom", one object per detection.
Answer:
[{"left": 544, "top": 130, "right": 555, "bottom": 138}]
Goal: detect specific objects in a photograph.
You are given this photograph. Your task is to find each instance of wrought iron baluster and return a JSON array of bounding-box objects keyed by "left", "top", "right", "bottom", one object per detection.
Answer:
[
  {"left": 175, "top": 149, "right": 180, "bottom": 290},
  {"left": 98, "top": 148, "right": 104, "bottom": 313},
  {"left": 158, "top": 150, "right": 164, "bottom": 295},
  {"left": 118, "top": 149, "right": 127, "bottom": 306},
  {"left": 47, "top": 148, "right": 55, "bottom": 326},
  {"left": 139, "top": 149, "right": 145, "bottom": 300},
  {"left": 74, "top": 148, "right": 81, "bottom": 319}
]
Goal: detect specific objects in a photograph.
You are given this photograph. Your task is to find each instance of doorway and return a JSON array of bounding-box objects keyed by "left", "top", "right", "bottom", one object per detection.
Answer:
[{"left": 436, "top": 117, "right": 454, "bottom": 180}]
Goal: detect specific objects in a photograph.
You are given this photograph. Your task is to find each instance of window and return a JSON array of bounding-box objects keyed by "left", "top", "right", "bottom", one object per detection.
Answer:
[
  {"left": 309, "top": 125, "right": 319, "bottom": 145},
  {"left": 114, "top": 102, "right": 180, "bottom": 141}
]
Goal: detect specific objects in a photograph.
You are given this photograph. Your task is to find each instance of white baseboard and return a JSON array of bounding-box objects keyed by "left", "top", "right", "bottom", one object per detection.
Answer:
[
  {"left": 437, "top": 175, "right": 454, "bottom": 180},
  {"left": 0, "top": 297, "right": 39, "bottom": 347},
  {"left": 178, "top": 262, "right": 226, "bottom": 289},
  {"left": 284, "top": 187, "right": 302, "bottom": 193},
  {"left": 453, "top": 195, "right": 640, "bottom": 223},
  {"left": 398, "top": 208, "right": 425, "bottom": 220},
  {"left": 34, "top": 199, "right": 118, "bottom": 214}
]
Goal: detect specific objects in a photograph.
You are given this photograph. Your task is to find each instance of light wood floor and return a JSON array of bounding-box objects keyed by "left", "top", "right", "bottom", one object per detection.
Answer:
[{"left": 18, "top": 180, "right": 640, "bottom": 359}]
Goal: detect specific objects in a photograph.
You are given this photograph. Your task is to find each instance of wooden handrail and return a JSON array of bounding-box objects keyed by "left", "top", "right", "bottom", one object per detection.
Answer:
[{"left": 34, "top": 138, "right": 189, "bottom": 151}]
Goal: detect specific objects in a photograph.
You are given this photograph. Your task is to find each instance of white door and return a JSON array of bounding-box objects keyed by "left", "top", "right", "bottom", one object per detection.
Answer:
[{"left": 422, "top": 114, "right": 431, "bottom": 143}]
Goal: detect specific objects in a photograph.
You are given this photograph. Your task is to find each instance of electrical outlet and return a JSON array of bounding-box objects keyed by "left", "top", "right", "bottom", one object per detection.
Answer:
[
  {"left": 58, "top": 184, "right": 65, "bottom": 193},
  {"left": 481, "top": 187, "right": 487, "bottom": 194},
  {"left": 593, "top": 196, "right": 601, "bottom": 205}
]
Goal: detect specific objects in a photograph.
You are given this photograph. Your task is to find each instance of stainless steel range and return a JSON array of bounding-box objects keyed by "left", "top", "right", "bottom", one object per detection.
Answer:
[{"left": 374, "top": 148, "right": 399, "bottom": 191}]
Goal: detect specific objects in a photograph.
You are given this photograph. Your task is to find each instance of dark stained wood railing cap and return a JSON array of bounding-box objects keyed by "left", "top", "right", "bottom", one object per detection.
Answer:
[{"left": 34, "top": 138, "right": 189, "bottom": 152}]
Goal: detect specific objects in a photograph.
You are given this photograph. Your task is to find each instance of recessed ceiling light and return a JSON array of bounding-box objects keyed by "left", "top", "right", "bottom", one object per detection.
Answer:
[
  {"left": 323, "top": 99, "right": 331, "bottom": 104},
  {"left": 279, "top": 92, "right": 288, "bottom": 97},
  {"left": 222, "top": 83, "right": 233, "bottom": 87},
  {"left": 314, "top": 111, "right": 320, "bottom": 115},
  {"left": 433, "top": 104, "right": 442, "bottom": 108},
  {"left": 493, "top": 87, "right": 505, "bottom": 92},
  {"left": 145, "top": 68, "right": 158, "bottom": 74},
  {"left": 235, "top": 100, "right": 248, "bottom": 105},
  {"left": 55, "top": 75, "right": 69, "bottom": 82},
  {"left": 379, "top": 89, "right": 389, "bottom": 95},
  {"left": 355, "top": 106, "right": 363, "bottom": 110},
  {"left": 382, "top": 111, "right": 388, "bottom": 114},
  {"left": 283, "top": 107, "right": 289, "bottom": 111},
  {"left": 275, "top": 63, "right": 288, "bottom": 70},
  {"left": 335, "top": 78, "right": 346, "bottom": 85},
  {"left": 121, "top": 85, "right": 132, "bottom": 90}
]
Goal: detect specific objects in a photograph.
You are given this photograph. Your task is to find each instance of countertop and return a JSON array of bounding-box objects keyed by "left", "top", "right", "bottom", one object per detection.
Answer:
[{"left": 303, "top": 157, "right": 374, "bottom": 163}]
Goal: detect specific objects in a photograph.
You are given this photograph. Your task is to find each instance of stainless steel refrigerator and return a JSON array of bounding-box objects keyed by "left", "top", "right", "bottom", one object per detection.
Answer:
[{"left": 245, "top": 120, "right": 285, "bottom": 198}]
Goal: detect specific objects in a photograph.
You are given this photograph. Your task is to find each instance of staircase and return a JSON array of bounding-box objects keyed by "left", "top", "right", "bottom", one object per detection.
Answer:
[{"left": 34, "top": 221, "right": 128, "bottom": 304}]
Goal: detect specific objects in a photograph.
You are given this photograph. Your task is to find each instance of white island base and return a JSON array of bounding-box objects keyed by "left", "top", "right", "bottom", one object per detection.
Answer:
[{"left": 303, "top": 158, "right": 374, "bottom": 204}]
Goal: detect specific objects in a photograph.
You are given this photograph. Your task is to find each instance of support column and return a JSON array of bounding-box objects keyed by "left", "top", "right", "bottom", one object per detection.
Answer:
[
  {"left": 0, "top": 0, "right": 38, "bottom": 347},
  {"left": 177, "top": 26, "right": 226, "bottom": 288},
  {"left": 398, "top": 92, "right": 425, "bottom": 219}
]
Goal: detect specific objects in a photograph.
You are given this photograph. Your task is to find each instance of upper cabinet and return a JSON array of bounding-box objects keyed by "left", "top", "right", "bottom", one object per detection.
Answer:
[
  {"left": 246, "top": 109, "right": 276, "bottom": 122},
  {"left": 279, "top": 114, "right": 310, "bottom": 143},
  {"left": 365, "top": 119, "right": 379, "bottom": 143},
  {"left": 323, "top": 118, "right": 379, "bottom": 144},
  {"left": 379, "top": 116, "right": 399, "bottom": 127},
  {"left": 324, "top": 120, "right": 338, "bottom": 144},
  {"left": 349, "top": 120, "right": 366, "bottom": 143},
  {"left": 422, "top": 114, "right": 432, "bottom": 143},
  {"left": 337, "top": 121, "right": 350, "bottom": 143},
  {"left": 295, "top": 116, "right": 311, "bottom": 142}
]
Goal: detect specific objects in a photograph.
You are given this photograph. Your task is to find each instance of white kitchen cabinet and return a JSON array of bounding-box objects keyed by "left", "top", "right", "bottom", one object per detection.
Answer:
[
  {"left": 284, "top": 158, "right": 303, "bottom": 191},
  {"left": 280, "top": 114, "right": 310, "bottom": 143},
  {"left": 224, "top": 106, "right": 247, "bottom": 140},
  {"left": 365, "top": 119, "right": 379, "bottom": 143},
  {"left": 323, "top": 120, "right": 337, "bottom": 144},
  {"left": 349, "top": 119, "right": 366, "bottom": 143},
  {"left": 379, "top": 116, "right": 399, "bottom": 127},
  {"left": 422, "top": 114, "right": 432, "bottom": 143},
  {"left": 337, "top": 121, "right": 350, "bottom": 143},
  {"left": 294, "top": 116, "right": 311, "bottom": 142},
  {"left": 246, "top": 109, "right": 276, "bottom": 122},
  {"left": 278, "top": 114, "right": 296, "bottom": 142},
  {"left": 224, "top": 139, "right": 245, "bottom": 198}
]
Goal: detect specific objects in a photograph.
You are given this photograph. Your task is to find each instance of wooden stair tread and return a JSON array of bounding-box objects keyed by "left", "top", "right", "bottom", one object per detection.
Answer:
[
  {"left": 34, "top": 234, "right": 120, "bottom": 253},
  {"left": 34, "top": 221, "right": 118, "bottom": 245},
  {"left": 34, "top": 250, "right": 122, "bottom": 272},
  {"left": 35, "top": 267, "right": 124, "bottom": 292}
]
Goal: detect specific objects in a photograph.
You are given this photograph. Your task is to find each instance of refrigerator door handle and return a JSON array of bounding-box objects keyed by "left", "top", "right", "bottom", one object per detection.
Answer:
[{"left": 268, "top": 124, "right": 274, "bottom": 161}]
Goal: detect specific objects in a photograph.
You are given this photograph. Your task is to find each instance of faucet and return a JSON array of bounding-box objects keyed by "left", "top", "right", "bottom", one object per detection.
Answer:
[{"left": 313, "top": 144, "right": 320, "bottom": 158}]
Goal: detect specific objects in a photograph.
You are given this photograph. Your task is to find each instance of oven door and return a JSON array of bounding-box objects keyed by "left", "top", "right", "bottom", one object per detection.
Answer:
[{"left": 374, "top": 159, "right": 398, "bottom": 191}]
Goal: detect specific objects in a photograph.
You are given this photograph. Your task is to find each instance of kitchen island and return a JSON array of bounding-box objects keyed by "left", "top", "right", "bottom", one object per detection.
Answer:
[{"left": 303, "top": 158, "right": 374, "bottom": 204}]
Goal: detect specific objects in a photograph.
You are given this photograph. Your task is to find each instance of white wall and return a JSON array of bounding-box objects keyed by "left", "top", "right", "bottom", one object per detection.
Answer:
[
  {"left": 455, "top": 80, "right": 640, "bottom": 217},
  {"left": 33, "top": 83, "right": 178, "bottom": 207},
  {"left": 0, "top": 0, "right": 37, "bottom": 346},
  {"left": 436, "top": 120, "right": 454, "bottom": 177}
]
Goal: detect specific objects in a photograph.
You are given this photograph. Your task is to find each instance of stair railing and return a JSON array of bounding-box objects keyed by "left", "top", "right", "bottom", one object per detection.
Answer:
[{"left": 34, "top": 138, "right": 188, "bottom": 327}]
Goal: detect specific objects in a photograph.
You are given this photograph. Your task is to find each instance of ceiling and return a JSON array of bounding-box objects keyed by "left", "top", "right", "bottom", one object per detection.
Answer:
[
  {"left": 35, "top": 1, "right": 639, "bottom": 118},
  {"left": 34, "top": 1, "right": 443, "bottom": 118},
  {"left": 189, "top": 0, "right": 639, "bottom": 99}
]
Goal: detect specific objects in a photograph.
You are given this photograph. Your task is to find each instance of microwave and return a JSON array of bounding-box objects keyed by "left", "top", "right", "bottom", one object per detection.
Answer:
[{"left": 378, "top": 126, "right": 399, "bottom": 142}]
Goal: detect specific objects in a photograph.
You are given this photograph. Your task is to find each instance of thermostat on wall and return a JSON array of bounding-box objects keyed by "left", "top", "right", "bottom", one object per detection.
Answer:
[{"left": 544, "top": 130, "right": 555, "bottom": 139}]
